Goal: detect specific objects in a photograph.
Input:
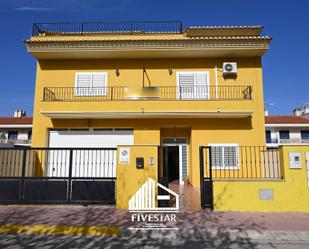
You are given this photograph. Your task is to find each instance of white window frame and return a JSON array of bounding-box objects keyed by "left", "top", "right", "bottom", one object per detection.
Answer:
[
  {"left": 176, "top": 71, "right": 210, "bottom": 100},
  {"left": 208, "top": 143, "right": 240, "bottom": 170},
  {"left": 74, "top": 72, "right": 108, "bottom": 96}
]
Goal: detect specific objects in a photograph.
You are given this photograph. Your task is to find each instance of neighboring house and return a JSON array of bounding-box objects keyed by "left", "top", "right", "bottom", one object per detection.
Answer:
[
  {"left": 265, "top": 116, "right": 309, "bottom": 146},
  {"left": 24, "top": 21, "right": 271, "bottom": 189},
  {"left": 293, "top": 104, "right": 309, "bottom": 118},
  {"left": 0, "top": 110, "right": 32, "bottom": 147}
]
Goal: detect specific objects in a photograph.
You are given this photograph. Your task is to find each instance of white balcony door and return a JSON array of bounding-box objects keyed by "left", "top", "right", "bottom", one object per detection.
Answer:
[
  {"left": 75, "top": 72, "right": 107, "bottom": 96},
  {"left": 176, "top": 72, "right": 209, "bottom": 100}
]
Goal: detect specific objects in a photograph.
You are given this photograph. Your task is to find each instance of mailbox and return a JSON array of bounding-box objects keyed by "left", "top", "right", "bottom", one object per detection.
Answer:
[{"left": 136, "top": 157, "right": 144, "bottom": 169}]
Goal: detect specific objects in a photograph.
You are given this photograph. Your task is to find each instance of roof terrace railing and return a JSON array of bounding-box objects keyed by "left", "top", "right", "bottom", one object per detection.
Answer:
[{"left": 32, "top": 21, "right": 183, "bottom": 36}]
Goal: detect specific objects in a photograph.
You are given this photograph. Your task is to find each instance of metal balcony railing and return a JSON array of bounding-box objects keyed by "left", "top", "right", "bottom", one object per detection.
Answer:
[
  {"left": 279, "top": 138, "right": 309, "bottom": 144},
  {"left": 43, "top": 86, "right": 253, "bottom": 102},
  {"left": 43, "top": 86, "right": 126, "bottom": 101},
  {"left": 32, "top": 21, "right": 183, "bottom": 36},
  {"left": 0, "top": 139, "right": 32, "bottom": 145},
  {"left": 267, "top": 138, "right": 309, "bottom": 144},
  {"left": 267, "top": 138, "right": 279, "bottom": 144},
  {"left": 159, "top": 85, "right": 252, "bottom": 100}
]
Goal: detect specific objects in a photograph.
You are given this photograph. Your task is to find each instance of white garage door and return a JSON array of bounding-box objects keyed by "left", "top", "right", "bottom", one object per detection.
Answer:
[
  {"left": 49, "top": 129, "right": 134, "bottom": 148},
  {"left": 47, "top": 129, "right": 133, "bottom": 178}
]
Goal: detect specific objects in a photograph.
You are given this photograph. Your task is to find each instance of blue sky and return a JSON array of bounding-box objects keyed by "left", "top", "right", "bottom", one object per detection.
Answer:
[{"left": 0, "top": 0, "right": 308, "bottom": 116}]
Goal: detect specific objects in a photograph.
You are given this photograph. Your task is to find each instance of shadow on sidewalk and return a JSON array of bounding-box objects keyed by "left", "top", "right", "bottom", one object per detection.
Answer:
[{"left": 0, "top": 204, "right": 270, "bottom": 248}]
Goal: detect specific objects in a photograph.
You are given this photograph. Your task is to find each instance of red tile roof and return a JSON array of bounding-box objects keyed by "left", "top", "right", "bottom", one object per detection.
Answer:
[
  {"left": 0, "top": 117, "right": 33, "bottom": 125},
  {"left": 265, "top": 116, "right": 309, "bottom": 124}
]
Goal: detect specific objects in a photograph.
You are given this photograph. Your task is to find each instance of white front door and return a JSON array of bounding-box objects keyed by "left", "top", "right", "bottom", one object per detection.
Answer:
[
  {"left": 47, "top": 129, "right": 134, "bottom": 177},
  {"left": 306, "top": 152, "right": 309, "bottom": 188}
]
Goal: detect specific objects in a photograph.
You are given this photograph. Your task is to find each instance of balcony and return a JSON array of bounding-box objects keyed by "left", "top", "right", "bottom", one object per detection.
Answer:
[
  {"left": 267, "top": 138, "right": 309, "bottom": 144},
  {"left": 32, "top": 21, "right": 183, "bottom": 36},
  {"left": 43, "top": 85, "right": 252, "bottom": 102},
  {"left": 0, "top": 139, "right": 32, "bottom": 145}
]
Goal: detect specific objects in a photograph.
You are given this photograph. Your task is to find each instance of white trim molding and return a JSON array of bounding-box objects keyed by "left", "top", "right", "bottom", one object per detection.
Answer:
[
  {"left": 41, "top": 110, "right": 254, "bottom": 119},
  {"left": 0, "top": 124, "right": 32, "bottom": 128},
  {"left": 265, "top": 124, "right": 309, "bottom": 128}
]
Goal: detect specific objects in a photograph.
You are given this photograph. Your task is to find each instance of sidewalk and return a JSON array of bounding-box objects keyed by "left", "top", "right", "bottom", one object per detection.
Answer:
[
  {"left": 0, "top": 205, "right": 309, "bottom": 231},
  {"left": 0, "top": 205, "right": 308, "bottom": 247}
]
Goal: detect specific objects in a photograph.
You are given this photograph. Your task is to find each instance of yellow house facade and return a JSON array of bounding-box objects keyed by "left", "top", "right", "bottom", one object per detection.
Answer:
[{"left": 25, "top": 22, "right": 271, "bottom": 190}]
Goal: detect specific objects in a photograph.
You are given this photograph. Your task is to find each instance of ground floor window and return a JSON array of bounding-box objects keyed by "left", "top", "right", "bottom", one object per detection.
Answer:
[{"left": 208, "top": 144, "right": 239, "bottom": 169}]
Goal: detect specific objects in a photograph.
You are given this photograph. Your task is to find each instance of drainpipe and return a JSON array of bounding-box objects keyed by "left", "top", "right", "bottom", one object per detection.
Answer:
[{"left": 214, "top": 65, "right": 218, "bottom": 99}]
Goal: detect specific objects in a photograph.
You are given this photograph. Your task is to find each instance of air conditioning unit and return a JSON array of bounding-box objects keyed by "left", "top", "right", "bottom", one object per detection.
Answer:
[{"left": 222, "top": 62, "right": 237, "bottom": 75}]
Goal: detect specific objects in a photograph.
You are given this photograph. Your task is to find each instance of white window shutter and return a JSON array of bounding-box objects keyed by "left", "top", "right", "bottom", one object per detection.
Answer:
[
  {"left": 177, "top": 72, "right": 209, "bottom": 100},
  {"left": 211, "top": 147, "right": 223, "bottom": 168},
  {"left": 75, "top": 73, "right": 91, "bottom": 96},
  {"left": 210, "top": 145, "right": 238, "bottom": 169},
  {"left": 178, "top": 73, "right": 194, "bottom": 99},
  {"left": 92, "top": 73, "right": 107, "bottom": 96},
  {"left": 181, "top": 145, "right": 188, "bottom": 181},
  {"left": 179, "top": 73, "right": 194, "bottom": 86},
  {"left": 195, "top": 73, "right": 207, "bottom": 85},
  {"left": 195, "top": 73, "right": 209, "bottom": 99},
  {"left": 75, "top": 72, "right": 107, "bottom": 96},
  {"left": 223, "top": 146, "right": 238, "bottom": 168}
]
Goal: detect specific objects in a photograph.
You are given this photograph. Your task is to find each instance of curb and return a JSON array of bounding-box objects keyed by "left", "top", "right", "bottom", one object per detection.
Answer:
[{"left": 0, "top": 224, "right": 121, "bottom": 237}]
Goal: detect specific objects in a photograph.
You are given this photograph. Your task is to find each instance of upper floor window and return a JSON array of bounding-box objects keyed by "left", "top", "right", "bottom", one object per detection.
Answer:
[
  {"left": 176, "top": 72, "right": 209, "bottom": 100},
  {"left": 8, "top": 131, "right": 18, "bottom": 140},
  {"left": 266, "top": 130, "right": 272, "bottom": 143},
  {"left": 0, "top": 132, "right": 6, "bottom": 140},
  {"left": 279, "top": 130, "right": 290, "bottom": 140},
  {"left": 301, "top": 130, "right": 309, "bottom": 140},
  {"left": 75, "top": 72, "right": 107, "bottom": 96}
]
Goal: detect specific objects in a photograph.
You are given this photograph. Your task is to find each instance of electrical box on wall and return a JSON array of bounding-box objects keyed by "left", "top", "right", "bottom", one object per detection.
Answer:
[{"left": 289, "top": 152, "right": 302, "bottom": 169}]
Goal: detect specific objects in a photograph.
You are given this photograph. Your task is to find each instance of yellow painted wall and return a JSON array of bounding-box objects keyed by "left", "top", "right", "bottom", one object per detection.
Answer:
[
  {"left": 116, "top": 145, "right": 158, "bottom": 209},
  {"left": 213, "top": 145, "right": 309, "bottom": 212},
  {"left": 32, "top": 56, "right": 266, "bottom": 188},
  {"left": 33, "top": 57, "right": 264, "bottom": 125}
]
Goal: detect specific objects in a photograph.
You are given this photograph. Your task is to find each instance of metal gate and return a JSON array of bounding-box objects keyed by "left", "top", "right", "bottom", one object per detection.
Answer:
[
  {"left": 0, "top": 148, "right": 116, "bottom": 204},
  {"left": 199, "top": 146, "right": 213, "bottom": 209}
]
